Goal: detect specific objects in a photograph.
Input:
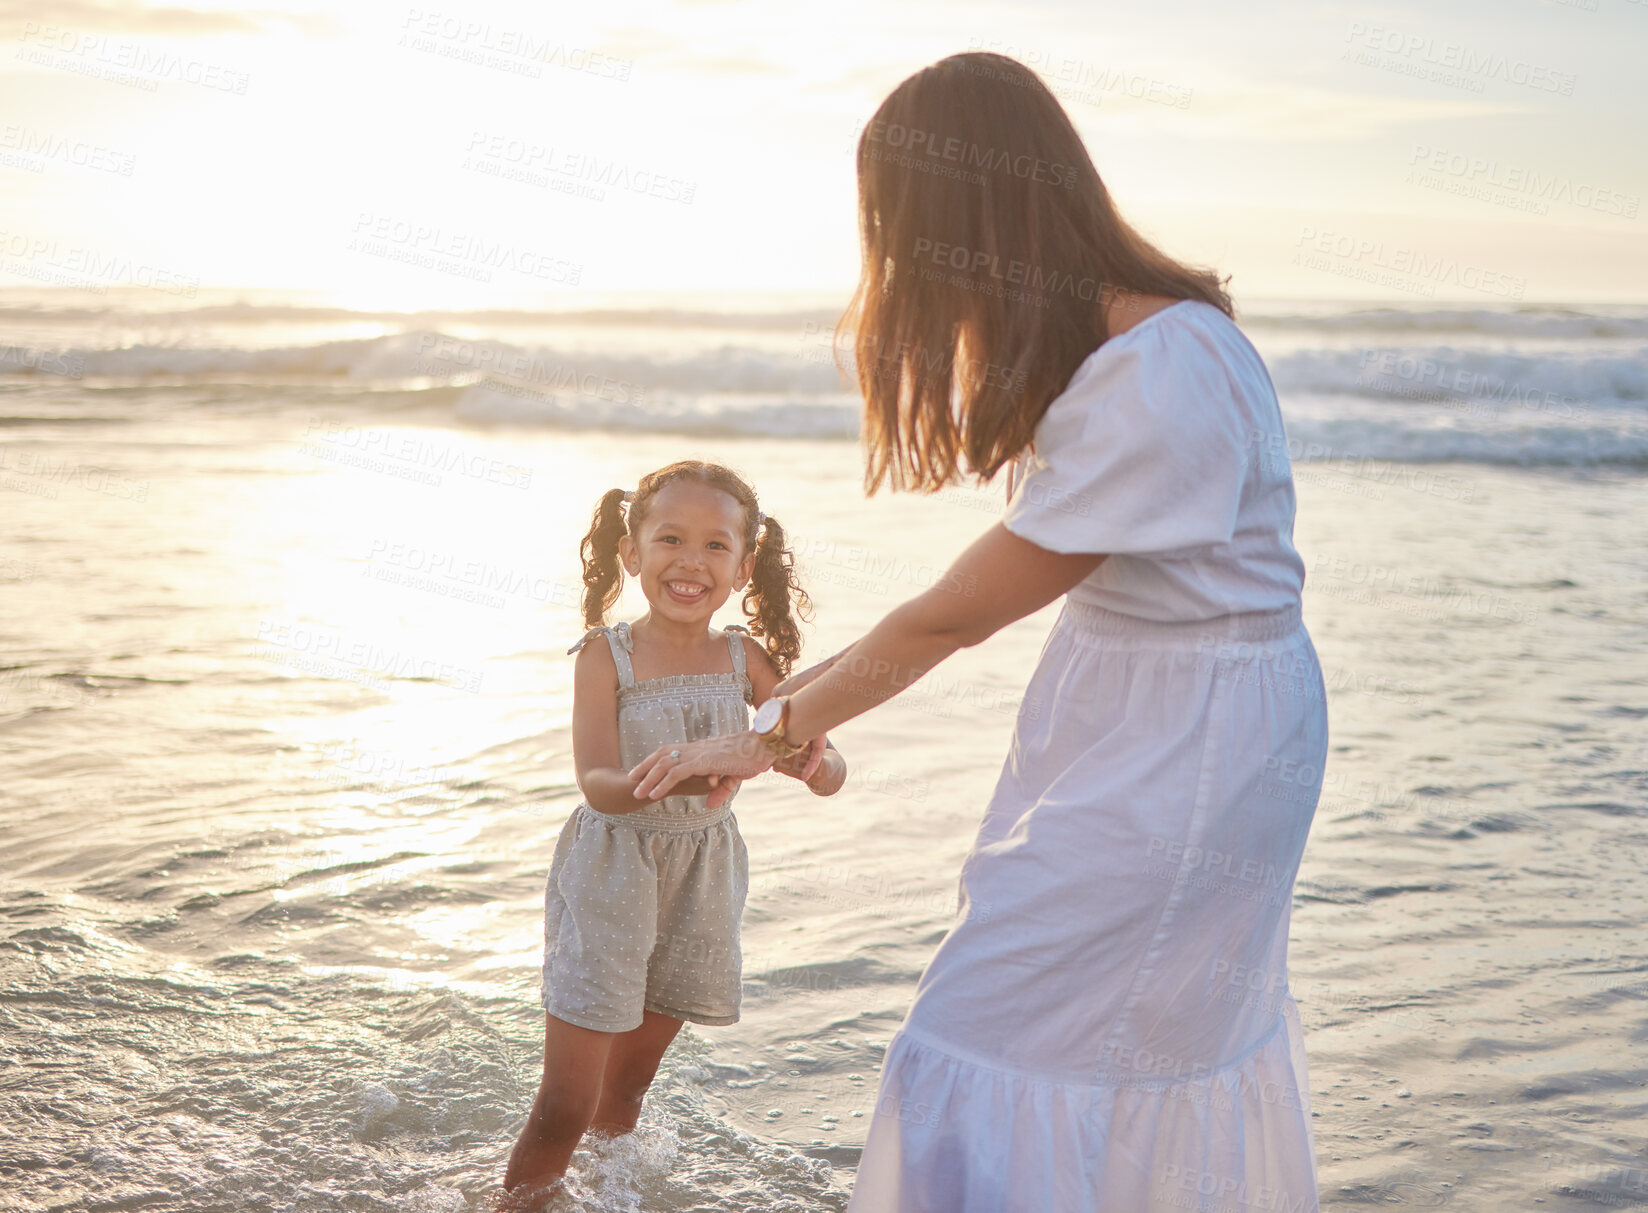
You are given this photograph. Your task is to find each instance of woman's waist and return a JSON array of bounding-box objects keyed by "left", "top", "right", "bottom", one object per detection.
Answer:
[{"left": 1058, "top": 597, "right": 1305, "bottom": 651}]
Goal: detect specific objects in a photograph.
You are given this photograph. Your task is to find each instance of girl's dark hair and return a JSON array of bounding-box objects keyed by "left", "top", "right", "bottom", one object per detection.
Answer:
[
  {"left": 839, "top": 51, "right": 1233, "bottom": 495},
  {"left": 577, "top": 460, "right": 813, "bottom": 677}
]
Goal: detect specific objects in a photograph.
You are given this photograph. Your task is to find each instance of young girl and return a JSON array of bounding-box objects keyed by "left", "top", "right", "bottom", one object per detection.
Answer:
[{"left": 502, "top": 459, "right": 848, "bottom": 1205}]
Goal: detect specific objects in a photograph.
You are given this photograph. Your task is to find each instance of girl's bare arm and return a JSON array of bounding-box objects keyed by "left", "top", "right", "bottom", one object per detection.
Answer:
[
  {"left": 773, "top": 740, "right": 846, "bottom": 796},
  {"left": 571, "top": 639, "right": 723, "bottom": 814}
]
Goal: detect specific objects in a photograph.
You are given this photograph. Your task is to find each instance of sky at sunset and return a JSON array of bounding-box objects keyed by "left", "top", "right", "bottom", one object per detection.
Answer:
[{"left": 3, "top": 0, "right": 1644, "bottom": 306}]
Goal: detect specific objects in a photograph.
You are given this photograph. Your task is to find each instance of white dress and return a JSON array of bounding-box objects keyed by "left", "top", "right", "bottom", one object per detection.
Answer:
[{"left": 847, "top": 301, "right": 1329, "bottom": 1213}]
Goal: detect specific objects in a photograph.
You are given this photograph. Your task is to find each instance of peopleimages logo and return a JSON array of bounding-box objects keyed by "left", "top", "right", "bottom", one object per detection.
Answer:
[
  {"left": 1406, "top": 145, "right": 1638, "bottom": 218},
  {"left": 857, "top": 119, "right": 1079, "bottom": 189},
  {"left": 961, "top": 39, "right": 1195, "bottom": 110},
  {"left": 1343, "top": 22, "right": 1576, "bottom": 95},
  {"left": 461, "top": 131, "right": 696, "bottom": 204},
  {"left": 908, "top": 236, "right": 1108, "bottom": 306},
  {"left": 1292, "top": 226, "right": 1526, "bottom": 300},
  {"left": 16, "top": 22, "right": 252, "bottom": 93}
]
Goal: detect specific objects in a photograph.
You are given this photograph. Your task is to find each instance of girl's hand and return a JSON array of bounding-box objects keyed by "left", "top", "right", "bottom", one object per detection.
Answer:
[
  {"left": 704, "top": 775, "right": 742, "bottom": 810},
  {"left": 772, "top": 734, "right": 829, "bottom": 785},
  {"left": 630, "top": 731, "right": 775, "bottom": 803}
]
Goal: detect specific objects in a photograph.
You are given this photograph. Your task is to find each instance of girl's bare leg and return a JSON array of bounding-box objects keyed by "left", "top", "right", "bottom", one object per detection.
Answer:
[
  {"left": 589, "top": 1009, "right": 684, "bottom": 1136},
  {"left": 503, "top": 1013, "right": 615, "bottom": 1198}
]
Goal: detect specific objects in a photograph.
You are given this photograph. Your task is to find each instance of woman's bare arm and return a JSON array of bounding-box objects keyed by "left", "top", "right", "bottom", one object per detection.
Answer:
[
  {"left": 779, "top": 523, "right": 1105, "bottom": 749},
  {"left": 772, "top": 648, "right": 850, "bottom": 698},
  {"left": 630, "top": 523, "right": 1105, "bottom": 802}
]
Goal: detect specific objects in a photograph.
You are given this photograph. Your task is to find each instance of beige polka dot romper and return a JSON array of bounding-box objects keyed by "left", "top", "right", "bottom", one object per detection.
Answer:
[{"left": 541, "top": 620, "right": 754, "bottom": 1033}]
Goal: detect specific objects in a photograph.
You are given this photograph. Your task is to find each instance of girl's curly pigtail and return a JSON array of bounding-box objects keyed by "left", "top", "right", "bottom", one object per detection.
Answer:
[
  {"left": 579, "top": 488, "right": 630, "bottom": 627},
  {"left": 742, "top": 513, "right": 813, "bottom": 679}
]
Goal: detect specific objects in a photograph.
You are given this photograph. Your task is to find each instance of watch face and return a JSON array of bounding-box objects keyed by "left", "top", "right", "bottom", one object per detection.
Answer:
[{"left": 752, "top": 698, "right": 783, "bottom": 734}]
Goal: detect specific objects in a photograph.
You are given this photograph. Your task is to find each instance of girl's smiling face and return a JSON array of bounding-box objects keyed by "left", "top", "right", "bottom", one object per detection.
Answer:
[{"left": 618, "top": 480, "right": 755, "bottom": 625}]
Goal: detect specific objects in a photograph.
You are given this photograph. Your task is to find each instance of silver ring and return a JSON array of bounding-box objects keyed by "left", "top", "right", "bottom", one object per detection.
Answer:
[{"left": 669, "top": 749, "right": 682, "bottom": 762}]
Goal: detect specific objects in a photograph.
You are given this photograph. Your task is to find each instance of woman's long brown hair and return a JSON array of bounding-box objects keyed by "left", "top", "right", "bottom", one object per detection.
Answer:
[{"left": 839, "top": 51, "right": 1233, "bottom": 495}]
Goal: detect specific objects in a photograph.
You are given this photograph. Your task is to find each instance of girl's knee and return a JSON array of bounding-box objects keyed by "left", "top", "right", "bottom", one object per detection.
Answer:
[
  {"left": 602, "top": 1047, "right": 670, "bottom": 1109},
  {"left": 601, "top": 1076, "right": 653, "bottom": 1110},
  {"left": 529, "top": 1081, "right": 601, "bottom": 1130}
]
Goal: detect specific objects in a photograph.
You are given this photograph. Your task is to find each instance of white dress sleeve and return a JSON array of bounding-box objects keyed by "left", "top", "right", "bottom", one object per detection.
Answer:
[{"left": 1000, "top": 309, "right": 1254, "bottom": 556}]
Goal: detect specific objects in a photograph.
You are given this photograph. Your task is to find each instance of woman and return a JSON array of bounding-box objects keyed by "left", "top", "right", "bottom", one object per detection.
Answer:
[{"left": 631, "top": 52, "right": 1328, "bottom": 1213}]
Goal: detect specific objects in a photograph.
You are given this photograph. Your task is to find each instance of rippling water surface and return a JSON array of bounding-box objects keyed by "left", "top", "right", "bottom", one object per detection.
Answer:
[{"left": 3, "top": 292, "right": 1646, "bottom": 1211}]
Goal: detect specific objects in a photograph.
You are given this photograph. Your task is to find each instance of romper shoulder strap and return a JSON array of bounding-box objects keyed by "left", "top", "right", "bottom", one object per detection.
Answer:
[
  {"left": 566, "top": 622, "right": 636, "bottom": 689},
  {"left": 723, "top": 624, "right": 755, "bottom": 705}
]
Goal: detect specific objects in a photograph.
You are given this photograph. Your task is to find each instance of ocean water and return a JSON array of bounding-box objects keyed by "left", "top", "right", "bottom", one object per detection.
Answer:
[{"left": 2, "top": 287, "right": 1646, "bottom": 1211}]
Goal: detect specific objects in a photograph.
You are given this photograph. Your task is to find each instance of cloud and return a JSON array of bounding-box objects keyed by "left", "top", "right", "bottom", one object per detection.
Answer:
[{"left": 1074, "top": 82, "right": 1520, "bottom": 142}]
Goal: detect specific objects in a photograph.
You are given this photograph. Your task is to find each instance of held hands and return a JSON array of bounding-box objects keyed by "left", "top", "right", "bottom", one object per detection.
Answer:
[
  {"left": 629, "top": 652, "right": 847, "bottom": 807},
  {"left": 628, "top": 731, "right": 829, "bottom": 809},
  {"left": 629, "top": 731, "right": 773, "bottom": 806},
  {"left": 772, "top": 734, "right": 829, "bottom": 785}
]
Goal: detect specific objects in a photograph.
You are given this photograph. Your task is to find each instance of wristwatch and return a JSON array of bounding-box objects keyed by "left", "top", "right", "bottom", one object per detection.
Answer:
[{"left": 752, "top": 695, "right": 806, "bottom": 759}]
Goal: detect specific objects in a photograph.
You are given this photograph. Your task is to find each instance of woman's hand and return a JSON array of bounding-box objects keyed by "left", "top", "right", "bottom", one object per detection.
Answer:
[
  {"left": 630, "top": 731, "right": 776, "bottom": 804},
  {"left": 634, "top": 772, "right": 735, "bottom": 800}
]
